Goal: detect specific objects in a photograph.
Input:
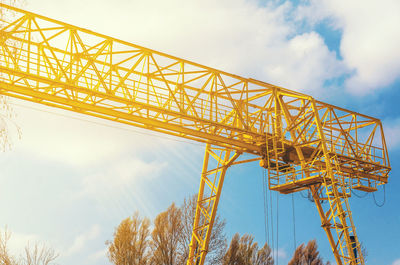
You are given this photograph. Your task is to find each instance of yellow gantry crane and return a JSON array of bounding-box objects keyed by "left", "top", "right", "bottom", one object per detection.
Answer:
[{"left": 0, "top": 4, "right": 391, "bottom": 265}]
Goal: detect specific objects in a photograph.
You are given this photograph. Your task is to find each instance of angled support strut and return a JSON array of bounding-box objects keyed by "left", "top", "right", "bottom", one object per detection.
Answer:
[{"left": 187, "top": 144, "right": 240, "bottom": 265}]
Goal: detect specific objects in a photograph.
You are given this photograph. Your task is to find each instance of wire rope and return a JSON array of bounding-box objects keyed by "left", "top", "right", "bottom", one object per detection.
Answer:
[
  {"left": 351, "top": 188, "right": 369, "bottom": 198},
  {"left": 300, "top": 189, "right": 308, "bottom": 199},
  {"left": 262, "top": 168, "right": 269, "bottom": 246},
  {"left": 276, "top": 191, "right": 279, "bottom": 265},
  {"left": 266, "top": 169, "right": 270, "bottom": 247},
  {"left": 10, "top": 102, "right": 206, "bottom": 147},
  {"left": 291, "top": 193, "right": 297, "bottom": 251},
  {"left": 269, "top": 185, "right": 274, "bottom": 262},
  {"left": 372, "top": 185, "right": 386, "bottom": 207}
]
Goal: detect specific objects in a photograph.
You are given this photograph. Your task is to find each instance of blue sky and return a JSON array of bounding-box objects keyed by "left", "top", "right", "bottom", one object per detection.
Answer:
[{"left": 1, "top": 0, "right": 400, "bottom": 264}]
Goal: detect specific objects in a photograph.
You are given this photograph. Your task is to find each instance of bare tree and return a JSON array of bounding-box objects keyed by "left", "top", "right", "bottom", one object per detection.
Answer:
[
  {"left": 288, "top": 239, "right": 326, "bottom": 265},
  {"left": 178, "top": 194, "right": 227, "bottom": 265},
  {"left": 22, "top": 243, "right": 58, "bottom": 265},
  {"left": 107, "top": 212, "right": 151, "bottom": 265},
  {"left": 254, "top": 243, "right": 274, "bottom": 265},
  {"left": 106, "top": 195, "right": 228, "bottom": 265},
  {"left": 0, "top": 229, "right": 17, "bottom": 265},
  {"left": 223, "top": 233, "right": 241, "bottom": 265},
  {"left": 150, "top": 203, "right": 182, "bottom": 265},
  {"left": 0, "top": 0, "right": 24, "bottom": 151},
  {"left": 237, "top": 234, "right": 258, "bottom": 265},
  {"left": 0, "top": 228, "right": 57, "bottom": 265},
  {"left": 223, "top": 233, "right": 273, "bottom": 265},
  {"left": 288, "top": 243, "right": 303, "bottom": 265},
  {"left": 357, "top": 241, "right": 367, "bottom": 263}
]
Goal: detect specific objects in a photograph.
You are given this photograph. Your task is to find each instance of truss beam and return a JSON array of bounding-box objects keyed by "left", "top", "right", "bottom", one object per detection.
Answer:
[
  {"left": 187, "top": 144, "right": 240, "bottom": 265},
  {"left": 0, "top": 4, "right": 391, "bottom": 265}
]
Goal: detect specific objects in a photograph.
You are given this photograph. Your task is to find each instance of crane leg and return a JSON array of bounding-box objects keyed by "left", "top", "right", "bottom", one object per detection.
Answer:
[
  {"left": 307, "top": 100, "right": 364, "bottom": 265},
  {"left": 310, "top": 176, "right": 364, "bottom": 265},
  {"left": 311, "top": 184, "right": 344, "bottom": 265},
  {"left": 187, "top": 144, "right": 240, "bottom": 265}
]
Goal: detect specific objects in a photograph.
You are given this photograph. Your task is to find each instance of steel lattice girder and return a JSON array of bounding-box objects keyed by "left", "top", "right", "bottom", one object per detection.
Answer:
[{"left": 0, "top": 3, "right": 391, "bottom": 265}]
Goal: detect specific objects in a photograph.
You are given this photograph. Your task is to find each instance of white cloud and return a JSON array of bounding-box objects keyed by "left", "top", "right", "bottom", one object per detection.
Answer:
[
  {"left": 383, "top": 119, "right": 400, "bottom": 150},
  {"left": 88, "top": 248, "right": 108, "bottom": 262},
  {"left": 392, "top": 259, "right": 400, "bottom": 265},
  {"left": 262, "top": 31, "right": 346, "bottom": 95},
  {"left": 80, "top": 157, "right": 167, "bottom": 197},
  {"left": 7, "top": 231, "right": 40, "bottom": 255},
  {"left": 277, "top": 247, "right": 287, "bottom": 259},
  {"left": 3, "top": 230, "right": 56, "bottom": 259},
  {"left": 25, "top": 0, "right": 344, "bottom": 96},
  {"left": 298, "top": 0, "right": 400, "bottom": 94},
  {"left": 64, "top": 224, "right": 101, "bottom": 256},
  {"left": 9, "top": 100, "right": 173, "bottom": 167}
]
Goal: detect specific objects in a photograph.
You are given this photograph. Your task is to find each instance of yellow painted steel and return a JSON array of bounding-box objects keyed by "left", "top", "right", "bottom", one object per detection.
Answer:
[
  {"left": 0, "top": 4, "right": 391, "bottom": 265},
  {"left": 189, "top": 144, "right": 240, "bottom": 264}
]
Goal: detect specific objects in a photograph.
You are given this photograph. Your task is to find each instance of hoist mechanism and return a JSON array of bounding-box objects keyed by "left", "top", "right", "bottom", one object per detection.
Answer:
[{"left": 0, "top": 3, "right": 391, "bottom": 265}]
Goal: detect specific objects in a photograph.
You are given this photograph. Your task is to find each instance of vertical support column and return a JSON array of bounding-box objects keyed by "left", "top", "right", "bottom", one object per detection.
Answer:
[
  {"left": 310, "top": 101, "right": 364, "bottom": 265},
  {"left": 271, "top": 90, "right": 365, "bottom": 265},
  {"left": 311, "top": 180, "right": 364, "bottom": 265},
  {"left": 187, "top": 144, "right": 240, "bottom": 265},
  {"left": 310, "top": 185, "right": 344, "bottom": 265}
]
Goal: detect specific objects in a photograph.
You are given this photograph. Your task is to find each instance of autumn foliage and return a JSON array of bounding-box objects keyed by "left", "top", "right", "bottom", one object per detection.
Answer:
[
  {"left": 107, "top": 212, "right": 151, "bottom": 265},
  {"left": 223, "top": 233, "right": 273, "bottom": 265},
  {"left": 288, "top": 239, "right": 329, "bottom": 265},
  {"left": 107, "top": 194, "right": 331, "bottom": 265},
  {"left": 107, "top": 195, "right": 227, "bottom": 265}
]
